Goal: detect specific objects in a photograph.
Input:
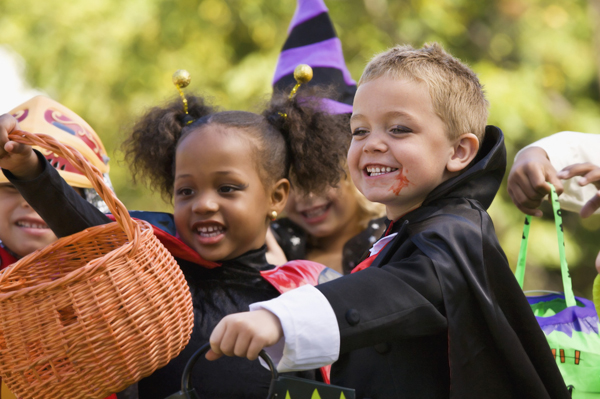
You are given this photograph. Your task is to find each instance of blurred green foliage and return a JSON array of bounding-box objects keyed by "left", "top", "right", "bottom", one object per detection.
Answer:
[{"left": 1, "top": 0, "right": 599, "bottom": 296}]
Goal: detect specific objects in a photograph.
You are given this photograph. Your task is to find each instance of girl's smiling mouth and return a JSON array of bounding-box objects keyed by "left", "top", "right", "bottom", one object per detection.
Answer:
[
  {"left": 365, "top": 164, "right": 399, "bottom": 177},
  {"left": 193, "top": 221, "right": 227, "bottom": 245},
  {"left": 299, "top": 202, "right": 332, "bottom": 224}
]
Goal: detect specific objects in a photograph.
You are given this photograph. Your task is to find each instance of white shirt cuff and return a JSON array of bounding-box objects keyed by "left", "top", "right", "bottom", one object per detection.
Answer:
[{"left": 249, "top": 284, "right": 340, "bottom": 372}]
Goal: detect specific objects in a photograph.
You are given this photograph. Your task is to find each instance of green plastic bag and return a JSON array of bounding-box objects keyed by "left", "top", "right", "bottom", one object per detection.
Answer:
[{"left": 516, "top": 184, "right": 600, "bottom": 398}]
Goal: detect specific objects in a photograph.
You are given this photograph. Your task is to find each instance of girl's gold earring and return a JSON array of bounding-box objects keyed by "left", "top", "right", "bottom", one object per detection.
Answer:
[{"left": 270, "top": 211, "right": 278, "bottom": 221}]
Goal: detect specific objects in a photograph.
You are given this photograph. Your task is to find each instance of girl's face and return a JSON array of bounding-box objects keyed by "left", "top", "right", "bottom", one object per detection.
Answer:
[
  {"left": 284, "top": 180, "right": 361, "bottom": 238},
  {"left": 173, "top": 126, "right": 288, "bottom": 262},
  {"left": 0, "top": 183, "right": 57, "bottom": 257}
]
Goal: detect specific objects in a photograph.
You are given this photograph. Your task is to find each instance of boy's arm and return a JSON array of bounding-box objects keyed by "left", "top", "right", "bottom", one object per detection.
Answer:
[
  {"left": 209, "top": 252, "right": 447, "bottom": 371},
  {"left": 2, "top": 150, "right": 111, "bottom": 237},
  {"left": 314, "top": 255, "right": 447, "bottom": 353}
]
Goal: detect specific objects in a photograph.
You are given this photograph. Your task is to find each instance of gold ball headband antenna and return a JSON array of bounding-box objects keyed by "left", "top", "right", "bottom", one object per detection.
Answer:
[
  {"left": 288, "top": 64, "right": 313, "bottom": 99},
  {"left": 172, "top": 69, "right": 192, "bottom": 117},
  {"left": 278, "top": 64, "right": 314, "bottom": 119}
]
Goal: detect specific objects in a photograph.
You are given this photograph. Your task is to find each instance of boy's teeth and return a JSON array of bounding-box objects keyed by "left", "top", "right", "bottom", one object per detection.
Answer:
[
  {"left": 366, "top": 166, "right": 397, "bottom": 176},
  {"left": 17, "top": 221, "right": 48, "bottom": 229}
]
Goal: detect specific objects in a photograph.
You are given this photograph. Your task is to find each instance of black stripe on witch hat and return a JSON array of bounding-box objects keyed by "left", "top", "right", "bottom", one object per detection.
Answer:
[{"left": 272, "top": 0, "right": 356, "bottom": 114}]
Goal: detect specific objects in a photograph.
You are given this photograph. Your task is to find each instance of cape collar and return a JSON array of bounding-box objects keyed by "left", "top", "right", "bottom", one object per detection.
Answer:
[
  {"left": 223, "top": 245, "right": 274, "bottom": 272},
  {"left": 421, "top": 125, "right": 506, "bottom": 211}
]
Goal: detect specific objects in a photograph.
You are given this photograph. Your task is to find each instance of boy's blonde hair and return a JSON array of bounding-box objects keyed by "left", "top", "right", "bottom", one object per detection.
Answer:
[{"left": 359, "top": 43, "right": 488, "bottom": 141}]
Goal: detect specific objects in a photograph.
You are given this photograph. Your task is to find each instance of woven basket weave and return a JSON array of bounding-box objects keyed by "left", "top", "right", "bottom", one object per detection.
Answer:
[{"left": 0, "top": 131, "right": 194, "bottom": 398}]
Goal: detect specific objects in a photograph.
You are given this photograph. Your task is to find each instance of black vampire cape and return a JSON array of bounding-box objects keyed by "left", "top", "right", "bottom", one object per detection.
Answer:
[
  {"left": 312, "top": 126, "right": 570, "bottom": 398},
  {"left": 2, "top": 153, "right": 317, "bottom": 399}
]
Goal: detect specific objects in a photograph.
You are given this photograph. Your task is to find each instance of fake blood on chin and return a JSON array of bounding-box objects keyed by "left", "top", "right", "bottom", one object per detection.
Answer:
[{"left": 388, "top": 169, "right": 410, "bottom": 195}]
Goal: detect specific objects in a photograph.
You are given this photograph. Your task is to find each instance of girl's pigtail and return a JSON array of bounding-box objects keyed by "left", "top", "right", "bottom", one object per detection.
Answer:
[
  {"left": 265, "top": 88, "right": 350, "bottom": 195},
  {"left": 122, "top": 95, "right": 214, "bottom": 200}
]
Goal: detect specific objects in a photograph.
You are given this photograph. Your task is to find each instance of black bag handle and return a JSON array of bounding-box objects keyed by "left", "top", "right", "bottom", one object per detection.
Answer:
[{"left": 165, "top": 343, "right": 279, "bottom": 399}]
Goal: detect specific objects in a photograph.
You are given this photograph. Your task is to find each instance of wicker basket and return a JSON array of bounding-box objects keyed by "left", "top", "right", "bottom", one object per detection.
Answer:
[{"left": 0, "top": 131, "right": 194, "bottom": 398}]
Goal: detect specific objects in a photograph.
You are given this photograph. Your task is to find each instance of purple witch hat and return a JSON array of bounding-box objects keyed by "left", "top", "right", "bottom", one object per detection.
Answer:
[{"left": 273, "top": 0, "right": 356, "bottom": 114}]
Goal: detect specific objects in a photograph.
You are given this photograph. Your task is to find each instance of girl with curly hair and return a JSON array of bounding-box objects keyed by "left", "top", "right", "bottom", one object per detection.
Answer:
[{"left": 0, "top": 88, "right": 348, "bottom": 398}]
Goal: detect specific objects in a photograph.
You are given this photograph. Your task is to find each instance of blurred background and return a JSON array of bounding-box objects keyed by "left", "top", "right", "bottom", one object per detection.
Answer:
[{"left": 1, "top": 0, "right": 599, "bottom": 296}]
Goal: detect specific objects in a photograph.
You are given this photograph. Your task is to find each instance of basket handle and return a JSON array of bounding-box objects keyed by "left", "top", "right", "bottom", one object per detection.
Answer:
[
  {"left": 515, "top": 183, "right": 575, "bottom": 307},
  {"left": 7, "top": 130, "right": 137, "bottom": 243}
]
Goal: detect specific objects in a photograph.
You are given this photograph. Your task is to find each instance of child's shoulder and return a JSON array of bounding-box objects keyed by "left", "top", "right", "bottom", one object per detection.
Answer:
[
  {"left": 129, "top": 210, "right": 176, "bottom": 235},
  {"left": 408, "top": 197, "right": 492, "bottom": 237},
  {"left": 405, "top": 197, "right": 502, "bottom": 265}
]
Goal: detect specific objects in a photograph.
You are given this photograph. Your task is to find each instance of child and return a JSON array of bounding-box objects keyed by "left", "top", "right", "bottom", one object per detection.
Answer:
[
  {"left": 508, "top": 131, "right": 600, "bottom": 218},
  {"left": 269, "top": 0, "right": 386, "bottom": 274},
  {"left": 274, "top": 178, "right": 386, "bottom": 274},
  {"left": 508, "top": 132, "right": 600, "bottom": 274},
  {"left": 0, "top": 90, "right": 348, "bottom": 398},
  {"left": 207, "top": 43, "right": 571, "bottom": 398},
  {"left": 0, "top": 96, "right": 117, "bottom": 399}
]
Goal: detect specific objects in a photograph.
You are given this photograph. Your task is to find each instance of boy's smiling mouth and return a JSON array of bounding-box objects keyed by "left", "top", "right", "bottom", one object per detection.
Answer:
[
  {"left": 15, "top": 217, "right": 51, "bottom": 235},
  {"left": 16, "top": 220, "right": 49, "bottom": 230},
  {"left": 365, "top": 164, "right": 399, "bottom": 177}
]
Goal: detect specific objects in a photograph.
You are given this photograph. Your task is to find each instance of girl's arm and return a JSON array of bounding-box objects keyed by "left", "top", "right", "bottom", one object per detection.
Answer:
[
  {"left": 3, "top": 150, "right": 111, "bottom": 237},
  {"left": 0, "top": 113, "right": 110, "bottom": 236}
]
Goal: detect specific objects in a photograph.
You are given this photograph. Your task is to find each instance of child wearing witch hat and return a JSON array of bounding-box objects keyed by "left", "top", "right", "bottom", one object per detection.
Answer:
[
  {"left": 269, "top": 0, "right": 386, "bottom": 275},
  {"left": 0, "top": 96, "right": 117, "bottom": 399}
]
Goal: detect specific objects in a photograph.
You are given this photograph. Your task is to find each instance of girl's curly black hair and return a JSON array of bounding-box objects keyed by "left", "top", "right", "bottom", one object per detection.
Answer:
[
  {"left": 261, "top": 87, "right": 351, "bottom": 194},
  {"left": 122, "top": 95, "right": 215, "bottom": 200},
  {"left": 123, "top": 88, "right": 351, "bottom": 201}
]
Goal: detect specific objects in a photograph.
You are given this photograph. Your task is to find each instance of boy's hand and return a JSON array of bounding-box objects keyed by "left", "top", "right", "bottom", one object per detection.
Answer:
[
  {"left": 207, "top": 310, "right": 283, "bottom": 362},
  {"left": 0, "top": 114, "right": 41, "bottom": 179},
  {"left": 557, "top": 163, "right": 600, "bottom": 218},
  {"left": 507, "top": 146, "right": 563, "bottom": 217}
]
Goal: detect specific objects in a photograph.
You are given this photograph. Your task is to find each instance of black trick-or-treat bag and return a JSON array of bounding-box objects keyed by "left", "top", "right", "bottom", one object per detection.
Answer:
[{"left": 165, "top": 343, "right": 355, "bottom": 399}]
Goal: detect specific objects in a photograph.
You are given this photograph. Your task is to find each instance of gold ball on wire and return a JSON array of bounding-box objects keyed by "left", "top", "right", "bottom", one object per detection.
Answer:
[
  {"left": 172, "top": 69, "right": 191, "bottom": 88},
  {"left": 293, "top": 64, "right": 313, "bottom": 84}
]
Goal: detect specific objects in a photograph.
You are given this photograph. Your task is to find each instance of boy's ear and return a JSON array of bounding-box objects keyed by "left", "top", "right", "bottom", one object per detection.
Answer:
[
  {"left": 269, "top": 178, "right": 291, "bottom": 214},
  {"left": 446, "top": 133, "right": 479, "bottom": 173}
]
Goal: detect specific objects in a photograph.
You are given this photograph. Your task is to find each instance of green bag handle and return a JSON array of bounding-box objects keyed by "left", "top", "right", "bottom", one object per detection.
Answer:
[{"left": 515, "top": 183, "right": 576, "bottom": 308}]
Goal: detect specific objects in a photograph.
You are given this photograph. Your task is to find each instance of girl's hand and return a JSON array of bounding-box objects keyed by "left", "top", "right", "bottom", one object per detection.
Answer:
[
  {"left": 0, "top": 114, "right": 41, "bottom": 179},
  {"left": 507, "top": 146, "right": 564, "bottom": 217},
  {"left": 557, "top": 163, "right": 600, "bottom": 218},
  {"left": 206, "top": 310, "right": 283, "bottom": 361}
]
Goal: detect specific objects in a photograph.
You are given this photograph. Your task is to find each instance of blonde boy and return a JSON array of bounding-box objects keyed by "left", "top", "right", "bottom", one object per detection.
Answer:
[{"left": 207, "top": 44, "right": 569, "bottom": 398}]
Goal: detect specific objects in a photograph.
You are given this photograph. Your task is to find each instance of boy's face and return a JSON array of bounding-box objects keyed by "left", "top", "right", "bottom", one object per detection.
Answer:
[
  {"left": 349, "top": 75, "right": 457, "bottom": 220},
  {"left": 0, "top": 183, "right": 57, "bottom": 257}
]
